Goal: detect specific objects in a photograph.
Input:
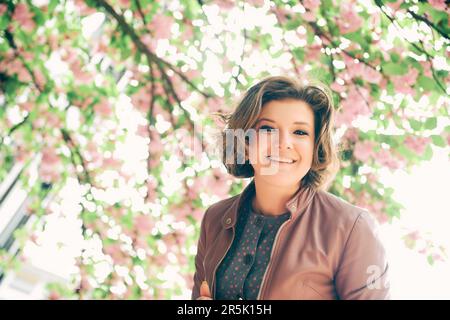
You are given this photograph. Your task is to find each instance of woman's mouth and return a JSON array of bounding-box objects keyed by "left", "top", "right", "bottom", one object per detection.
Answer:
[{"left": 266, "top": 156, "right": 297, "bottom": 164}]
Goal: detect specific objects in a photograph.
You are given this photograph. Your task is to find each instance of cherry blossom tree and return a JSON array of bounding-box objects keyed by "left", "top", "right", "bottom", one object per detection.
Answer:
[{"left": 0, "top": 0, "right": 448, "bottom": 299}]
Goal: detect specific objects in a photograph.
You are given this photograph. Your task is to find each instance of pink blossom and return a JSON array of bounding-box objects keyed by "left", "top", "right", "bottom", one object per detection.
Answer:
[
  {"left": 361, "top": 66, "right": 382, "bottom": 84},
  {"left": 141, "top": 34, "right": 158, "bottom": 52},
  {"left": 136, "top": 124, "right": 149, "bottom": 137},
  {"left": 247, "top": 0, "right": 265, "bottom": 6},
  {"left": 131, "top": 87, "right": 152, "bottom": 113},
  {"left": 19, "top": 102, "right": 34, "bottom": 112},
  {"left": 34, "top": 70, "right": 46, "bottom": 91},
  {"left": 41, "top": 147, "right": 60, "bottom": 165},
  {"left": 93, "top": 98, "right": 112, "bottom": 117},
  {"left": 0, "top": 4, "right": 7, "bottom": 16},
  {"left": 353, "top": 140, "right": 375, "bottom": 162},
  {"left": 145, "top": 178, "right": 158, "bottom": 203},
  {"left": 185, "top": 68, "right": 200, "bottom": 81},
  {"left": 334, "top": 87, "right": 371, "bottom": 127},
  {"left": 103, "top": 157, "right": 121, "bottom": 169},
  {"left": 344, "top": 127, "right": 359, "bottom": 143},
  {"left": 5, "top": 60, "right": 32, "bottom": 82},
  {"left": 73, "top": 0, "right": 96, "bottom": 16},
  {"left": 207, "top": 97, "right": 224, "bottom": 113},
  {"left": 403, "top": 67, "right": 419, "bottom": 85},
  {"left": 131, "top": 84, "right": 164, "bottom": 113},
  {"left": 191, "top": 208, "right": 204, "bottom": 220},
  {"left": 386, "top": 0, "right": 402, "bottom": 11},
  {"left": 305, "top": 44, "right": 322, "bottom": 62},
  {"left": 303, "top": 0, "right": 321, "bottom": 11},
  {"left": 404, "top": 135, "right": 431, "bottom": 155},
  {"left": 149, "top": 130, "right": 164, "bottom": 155},
  {"left": 39, "top": 147, "right": 62, "bottom": 183},
  {"left": 48, "top": 291, "right": 60, "bottom": 300},
  {"left": 181, "top": 25, "right": 194, "bottom": 43},
  {"left": 153, "top": 102, "right": 172, "bottom": 121},
  {"left": 150, "top": 14, "right": 174, "bottom": 40},
  {"left": 373, "top": 148, "right": 401, "bottom": 169},
  {"left": 391, "top": 67, "right": 419, "bottom": 96},
  {"left": 187, "top": 175, "right": 209, "bottom": 199},
  {"left": 214, "top": 0, "right": 235, "bottom": 10},
  {"left": 370, "top": 11, "right": 381, "bottom": 29},
  {"left": 134, "top": 235, "right": 150, "bottom": 251},
  {"left": 205, "top": 169, "right": 230, "bottom": 197},
  {"left": 337, "top": 2, "right": 362, "bottom": 34},
  {"left": 103, "top": 243, "right": 126, "bottom": 265},
  {"left": 428, "top": 0, "right": 447, "bottom": 11},
  {"left": 420, "top": 60, "right": 433, "bottom": 78},
  {"left": 118, "top": 0, "right": 130, "bottom": 7},
  {"left": 406, "top": 230, "right": 421, "bottom": 241},
  {"left": 171, "top": 203, "right": 192, "bottom": 221},
  {"left": 12, "top": 3, "right": 35, "bottom": 33},
  {"left": 134, "top": 215, "right": 154, "bottom": 234},
  {"left": 330, "top": 82, "right": 346, "bottom": 93},
  {"left": 69, "top": 59, "right": 93, "bottom": 84},
  {"left": 175, "top": 83, "right": 190, "bottom": 101},
  {"left": 367, "top": 201, "right": 388, "bottom": 224},
  {"left": 302, "top": 11, "right": 317, "bottom": 22},
  {"left": 272, "top": 6, "right": 292, "bottom": 24},
  {"left": 343, "top": 55, "right": 365, "bottom": 79}
]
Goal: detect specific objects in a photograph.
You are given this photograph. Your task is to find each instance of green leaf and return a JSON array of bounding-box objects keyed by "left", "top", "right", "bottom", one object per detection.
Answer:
[
  {"left": 417, "top": 76, "right": 437, "bottom": 91},
  {"left": 425, "top": 117, "right": 437, "bottom": 130},
  {"left": 409, "top": 119, "right": 422, "bottom": 131},
  {"left": 48, "top": 0, "right": 59, "bottom": 14},
  {"left": 427, "top": 255, "right": 434, "bottom": 266},
  {"left": 397, "top": 144, "right": 416, "bottom": 159},
  {"left": 306, "top": 30, "right": 315, "bottom": 45},
  {"left": 285, "top": 19, "right": 301, "bottom": 31},
  {"left": 343, "top": 31, "right": 368, "bottom": 50},
  {"left": 422, "top": 144, "right": 433, "bottom": 161},
  {"left": 120, "top": 212, "right": 134, "bottom": 230},
  {"left": 429, "top": 8, "right": 448, "bottom": 25},
  {"left": 0, "top": 14, "right": 9, "bottom": 30},
  {"left": 390, "top": 52, "right": 400, "bottom": 63},
  {"left": 292, "top": 47, "right": 305, "bottom": 61},
  {"left": 383, "top": 62, "right": 408, "bottom": 75},
  {"left": 308, "top": 67, "right": 332, "bottom": 85},
  {"left": 431, "top": 135, "right": 446, "bottom": 147}
]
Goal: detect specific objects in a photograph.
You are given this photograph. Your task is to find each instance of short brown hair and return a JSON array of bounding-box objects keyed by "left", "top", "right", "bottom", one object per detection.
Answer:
[{"left": 216, "top": 75, "right": 340, "bottom": 191}]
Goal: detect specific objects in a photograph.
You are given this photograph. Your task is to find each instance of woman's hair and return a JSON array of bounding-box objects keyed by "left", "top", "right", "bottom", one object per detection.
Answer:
[{"left": 215, "top": 75, "right": 340, "bottom": 191}]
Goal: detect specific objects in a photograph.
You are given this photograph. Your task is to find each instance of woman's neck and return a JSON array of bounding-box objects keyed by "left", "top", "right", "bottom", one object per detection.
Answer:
[{"left": 251, "top": 177, "right": 301, "bottom": 217}]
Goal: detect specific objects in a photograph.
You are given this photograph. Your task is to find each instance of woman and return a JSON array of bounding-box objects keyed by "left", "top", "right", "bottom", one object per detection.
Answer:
[{"left": 192, "top": 75, "right": 390, "bottom": 300}]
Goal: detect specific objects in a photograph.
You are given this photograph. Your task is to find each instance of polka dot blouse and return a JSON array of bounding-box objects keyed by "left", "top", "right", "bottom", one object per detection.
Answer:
[{"left": 215, "top": 199, "right": 291, "bottom": 300}]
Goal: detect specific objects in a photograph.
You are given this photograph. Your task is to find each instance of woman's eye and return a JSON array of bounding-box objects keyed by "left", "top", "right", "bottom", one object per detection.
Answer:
[
  {"left": 294, "top": 130, "right": 308, "bottom": 136},
  {"left": 259, "top": 125, "right": 275, "bottom": 132}
]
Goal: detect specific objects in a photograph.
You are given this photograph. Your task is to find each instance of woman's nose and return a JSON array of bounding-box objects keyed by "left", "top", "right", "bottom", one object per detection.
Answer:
[{"left": 272, "top": 130, "right": 293, "bottom": 150}]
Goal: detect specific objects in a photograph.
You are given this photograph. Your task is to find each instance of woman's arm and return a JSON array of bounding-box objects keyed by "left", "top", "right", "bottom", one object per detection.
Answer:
[
  {"left": 191, "top": 207, "right": 209, "bottom": 300},
  {"left": 334, "top": 211, "right": 391, "bottom": 300}
]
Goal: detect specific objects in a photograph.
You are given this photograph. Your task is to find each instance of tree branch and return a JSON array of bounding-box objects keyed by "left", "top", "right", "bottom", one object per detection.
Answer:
[
  {"left": 407, "top": 9, "right": 449, "bottom": 41},
  {"left": 94, "top": 0, "right": 213, "bottom": 99}
]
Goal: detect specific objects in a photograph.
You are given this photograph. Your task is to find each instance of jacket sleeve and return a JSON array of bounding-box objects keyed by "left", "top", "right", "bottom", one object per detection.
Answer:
[
  {"left": 191, "top": 208, "right": 209, "bottom": 300},
  {"left": 334, "top": 211, "right": 391, "bottom": 300}
]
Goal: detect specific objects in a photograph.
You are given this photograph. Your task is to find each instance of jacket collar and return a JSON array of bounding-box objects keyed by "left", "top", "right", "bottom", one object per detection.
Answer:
[{"left": 221, "top": 179, "right": 317, "bottom": 229}]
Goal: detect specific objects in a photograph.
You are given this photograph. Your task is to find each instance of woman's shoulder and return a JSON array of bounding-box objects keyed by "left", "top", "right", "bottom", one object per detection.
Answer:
[
  {"left": 313, "top": 189, "right": 377, "bottom": 227},
  {"left": 203, "top": 193, "right": 241, "bottom": 221}
]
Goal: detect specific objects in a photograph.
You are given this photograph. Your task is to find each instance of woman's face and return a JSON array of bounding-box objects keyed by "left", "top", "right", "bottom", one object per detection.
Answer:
[{"left": 247, "top": 98, "right": 316, "bottom": 189}]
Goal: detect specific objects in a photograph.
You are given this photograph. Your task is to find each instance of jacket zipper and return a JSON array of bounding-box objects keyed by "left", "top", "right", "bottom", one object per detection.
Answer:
[
  {"left": 256, "top": 218, "right": 291, "bottom": 300},
  {"left": 211, "top": 228, "right": 235, "bottom": 299}
]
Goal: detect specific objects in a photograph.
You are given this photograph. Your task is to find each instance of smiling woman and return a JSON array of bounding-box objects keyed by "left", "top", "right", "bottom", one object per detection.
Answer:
[{"left": 191, "top": 75, "right": 391, "bottom": 300}]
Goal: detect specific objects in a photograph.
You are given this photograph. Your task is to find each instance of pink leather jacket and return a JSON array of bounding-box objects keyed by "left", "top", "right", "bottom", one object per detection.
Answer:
[{"left": 191, "top": 179, "right": 390, "bottom": 300}]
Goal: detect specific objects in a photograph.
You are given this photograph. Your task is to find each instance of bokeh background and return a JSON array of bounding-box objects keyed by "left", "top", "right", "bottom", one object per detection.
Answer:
[{"left": 0, "top": 0, "right": 449, "bottom": 299}]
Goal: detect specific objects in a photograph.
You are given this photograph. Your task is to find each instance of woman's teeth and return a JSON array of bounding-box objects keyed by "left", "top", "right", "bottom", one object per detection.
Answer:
[{"left": 267, "top": 156, "right": 296, "bottom": 164}]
